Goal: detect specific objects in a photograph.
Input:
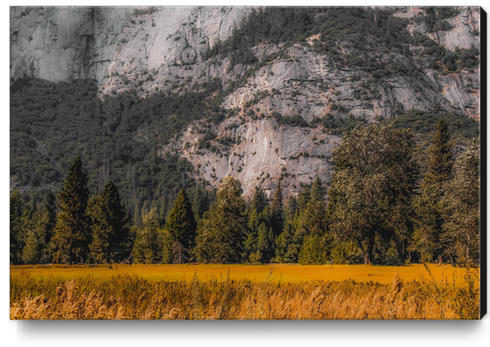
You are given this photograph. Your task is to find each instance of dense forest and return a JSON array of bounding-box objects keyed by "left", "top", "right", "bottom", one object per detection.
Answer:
[
  {"left": 10, "top": 77, "right": 478, "bottom": 222},
  {"left": 10, "top": 122, "right": 480, "bottom": 266}
]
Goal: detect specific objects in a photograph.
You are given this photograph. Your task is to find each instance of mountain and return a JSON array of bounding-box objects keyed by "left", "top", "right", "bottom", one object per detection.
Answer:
[{"left": 10, "top": 6, "right": 481, "bottom": 213}]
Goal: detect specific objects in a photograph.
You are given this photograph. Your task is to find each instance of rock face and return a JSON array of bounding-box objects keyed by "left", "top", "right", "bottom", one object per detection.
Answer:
[
  {"left": 10, "top": 6, "right": 133, "bottom": 83},
  {"left": 10, "top": 6, "right": 481, "bottom": 197},
  {"left": 175, "top": 117, "right": 340, "bottom": 199}
]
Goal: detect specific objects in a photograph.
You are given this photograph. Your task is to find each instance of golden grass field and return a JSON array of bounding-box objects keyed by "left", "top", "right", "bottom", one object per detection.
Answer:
[
  {"left": 10, "top": 263, "right": 471, "bottom": 284},
  {"left": 10, "top": 264, "right": 480, "bottom": 320}
]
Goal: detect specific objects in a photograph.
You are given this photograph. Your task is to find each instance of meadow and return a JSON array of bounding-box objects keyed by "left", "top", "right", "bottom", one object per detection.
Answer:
[
  {"left": 10, "top": 263, "right": 471, "bottom": 284},
  {"left": 10, "top": 264, "right": 480, "bottom": 320}
]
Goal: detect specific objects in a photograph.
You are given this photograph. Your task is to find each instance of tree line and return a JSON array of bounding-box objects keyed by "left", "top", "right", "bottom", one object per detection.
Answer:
[{"left": 10, "top": 122, "right": 479, "bottom": 266}]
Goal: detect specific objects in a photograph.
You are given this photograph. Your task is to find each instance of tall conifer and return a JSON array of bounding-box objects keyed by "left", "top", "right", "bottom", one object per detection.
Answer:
[
  {"left": 414, "top": 119, "right": 454, "bottom": 263},
  {"left": 51, "top": 156, "right": 90, "bottom": 264},
  {"left": 194, "top": 176, "right": 245, "bottom": 264},
  {"left": 165, "top": 188, "right": 197, "bottom": 263},
  {"left": 10, "top": 190, "right": 23, "bottom": 264},
  {"left": 271, "top": 181, "right": 283, "bottom": 236},
  {"left": 423, "top": 119, "right": 453, "bottom": 188},
  {"left": 311, "top": 177, "right": 325, "bottom": 203},
  {"left": 88, "top": 181, "right": 130, "bottom": 263}
]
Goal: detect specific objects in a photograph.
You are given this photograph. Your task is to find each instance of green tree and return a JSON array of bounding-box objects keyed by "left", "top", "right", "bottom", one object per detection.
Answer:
[
  {"left": 250, "top": 187, "right": 268, "bottom": 214},
  {"left": 413, "top": 119, "right": 454, "bottom": 264},
  {"left": 311, "top": 176, "right": 325, "bottom": 203},
  {"left": 88, "top": 181, "right": 131, "bottom": 264},
  {"left": 275, "top": 196, "right": 299, "bottom": 263},
  {"left": 160, "top": 230, "right": 174, "bottom": 264},
  {"left": 165, "top": 188, "right": 197, "bottom": 264},
  {"left": 423, "top": 119, "right": 453, "bottom": 189},
  {"left": 297, "top": 200, "right": 331, "bottom": 264},
  {"left": 10, "top": 190, "right": 23, "bottom": 264},
  {"left": 328, "top": 124, "right": 417, "bottom": 265},
  {"left": 298, "top": 235, "right": 329, "bottom": 265},
  {"left": 440, "top": 138, "right": 479, "bottom": 265},
  {"left": 297, "top": 183, "right": 311, "bottom": 213},
  {"left": 22, "top": 228, "right": 40, "bottom": 265},
  {"left": 194, "top": 176, "right": 246, "bottom": 264},
  {"left": 40, "top": 191, "right": 57, "bottom": 249},
  {"left": 133, "top": 208, "right": 162, "bottom": 264},
  {"left": 51, "top": 156, "right": 90, "bottom": 264},
  {"left": 271, "top": 181, "right": 283, "bottom": 236}
]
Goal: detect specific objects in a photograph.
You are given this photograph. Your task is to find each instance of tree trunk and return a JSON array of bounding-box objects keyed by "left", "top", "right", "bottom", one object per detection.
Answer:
[
  {"left": 449, "top": 253, "right": 455, "bottom": 267},
  {"left": 364, "top": 251, "right": 371, "bottom": 265},
  {"left": 364, "top": 239, "right": 375, "bottom": 265}
]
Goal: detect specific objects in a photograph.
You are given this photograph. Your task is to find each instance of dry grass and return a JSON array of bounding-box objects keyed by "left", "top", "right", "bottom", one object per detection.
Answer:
[
  {"left": 10, "top": 263, "right": 471, "bottom": 284},
  {"left": 10, "top": 266, "right": 480, "bottom": 320}
]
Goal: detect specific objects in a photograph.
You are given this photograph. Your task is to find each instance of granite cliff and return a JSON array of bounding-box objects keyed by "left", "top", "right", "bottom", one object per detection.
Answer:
[{"left": 10, "top": 6, "right": 481, "bottom": 199}]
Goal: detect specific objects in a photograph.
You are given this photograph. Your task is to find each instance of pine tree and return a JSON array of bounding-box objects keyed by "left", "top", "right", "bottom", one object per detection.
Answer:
[
  {"left": 19, "top": 206, "right": 34, "bottom": 264},
  {"left": 250, "top": 187, "right": 268, "bottom": 215},
  {"left": 165, "top": 188, "right": 197, "bottom": 263},
  {"left": 311, "top": 176, "right": 325, "bottom": 203},
  {"left": 133, "top": 208, "right": 162, "bottom": 264},
  {"left": 284, "top": 196, "right": 298, "bottom": 221},
  {"left": 41, "top": 191, "right": 57, "bottom": 247},
  {"left": 51, "top": 155, "right": 90, "bottom": 264},
  {"left": 88, "top": 181, "right": 131, "bottom": 264},
  {"left": 297, "top": 200, "right": 331, "bottom": 264},
  {"left": 10, "top": 190, "right": 23, "bottom": 264},
  {"left": 271, "top": 181, "right": 283, "bottom": 237},
  {"left": 298, "top": 235, "right": 328, "bottom": 265},
  {"left": 297, "top": 183, "right": 311, "bottom": 213},
  {"left": 22, "top": 229, "right": 40, "bottom": 265},
  {"left": 423, "top": 119, "right": 453, "bottom": 189},
  {"left": 440, "top": 138, "right": 479, "bottom": 265},
  {"left": 194, "top": 176, "right": 246, "bottom": 264},
  {"left": 414, "top": 119, "right": 454, "bottom": 264}
]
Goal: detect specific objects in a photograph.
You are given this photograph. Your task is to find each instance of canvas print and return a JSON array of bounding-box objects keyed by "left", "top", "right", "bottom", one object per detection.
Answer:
[{"left": 10, "top": 6, "right": 483, "bottom": 320}]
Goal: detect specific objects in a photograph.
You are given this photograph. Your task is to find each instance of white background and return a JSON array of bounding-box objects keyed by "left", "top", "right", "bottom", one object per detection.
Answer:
[{"left": 3, "top": 1, "right": 489, "bottom": 346}]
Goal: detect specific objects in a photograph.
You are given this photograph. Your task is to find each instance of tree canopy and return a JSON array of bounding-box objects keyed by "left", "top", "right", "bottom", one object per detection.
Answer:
[{"left": 328, "top": 124, "right": 418, "bottom": 265}]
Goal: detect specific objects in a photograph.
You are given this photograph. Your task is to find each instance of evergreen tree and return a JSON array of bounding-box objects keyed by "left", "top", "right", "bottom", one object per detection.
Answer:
[
  {"left": 284, "top": 195, "right": 298, "bottom": 221},
  {"left": 301, "top": 200, "right": 329, "bottom": 237},
  {"left": 243, "top": 208, "right": 260, "bottom": 262},
  {"left": 423, "top": 119, "right": 453, "bottom": 189},
  {"left": 165, "top": 188, "right": 197, "bottom": 263},
  {"left": 32, "top": 208, "right": 55, "bottom": 264},
  {"left": 244, "top": 206, "right": 274, "bottom": 263},
  {"left": 440, "top": 138, "right": 479, "bottom": 265},
  {"left": 160, "top": 230, "right": 174, "bottom": 264},
  {"left": 51, "top": 155, "right": 90, "bottom": 264},
  {"left": 133, "top": 208, "right": 162, "bottom": 264},
  {"left": 298, "top": 235, "right": 329, "bottom": 265},
  {"left": 297, "top": 200, "right": 331, "bottom": 264},
  {"left": 311, "top": 176, "right": 325, "bottom": 203},
  {"left": 255, "top": 223, "right": 274, "bottom": 263},
  {"left": 88, "top": 181, "right": 131, "bottom": 264},
  {"left": 194, "top": 176, "right": 246, "bottom": 264},
  {"left": 285, "top": 211, "right": 304, "bottom": 263},
  {"left": 271, "top": 181, "right": 283, "bottom": 237},
  {"left": 275, "top": 196, "right": 300, "bottom": 263},
  {"left": 41, "top": 191, "right": 57, "bottom": 247},
  {"left": 413, "top": 119, "right": 454, "bottom": 264},
  {"left": 10, "top": 190, "right": 23, "bottom": 264},
  {"left": 250, "top": 187, "right": 268, "bottom": 215},
  {"left": 22, "top": 229, "right": 40, "bottom": 265},
  {"left": 297, "top": 183, "right": 311, "bottom": 213},
  {"left": 19, "top": 206, "right": 34, "bottom": 263}
]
